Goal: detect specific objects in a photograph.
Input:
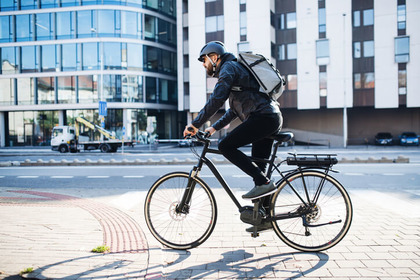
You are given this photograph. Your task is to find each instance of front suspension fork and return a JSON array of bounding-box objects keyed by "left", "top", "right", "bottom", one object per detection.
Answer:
[{"left": 176, "top": 167, "right": 200, "bottom": 214}]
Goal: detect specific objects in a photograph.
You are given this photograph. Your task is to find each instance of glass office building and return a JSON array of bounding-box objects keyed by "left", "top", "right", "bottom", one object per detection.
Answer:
[{"left": 0, "top": 0, "right": 179, "bottom": 147}]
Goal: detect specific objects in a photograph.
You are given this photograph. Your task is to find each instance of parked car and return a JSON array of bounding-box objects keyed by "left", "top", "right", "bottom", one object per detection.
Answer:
[
  {"left": 399, "top": 132, "right": 419, "bottom": 146},
  {"left": 375, "top": 132, "right": 393, "bottom": 145}
]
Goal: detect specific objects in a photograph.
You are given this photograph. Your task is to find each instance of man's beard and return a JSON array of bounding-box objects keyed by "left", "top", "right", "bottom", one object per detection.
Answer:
[{"left": 206, "top": 65, "right": 215, "bottom": 77}]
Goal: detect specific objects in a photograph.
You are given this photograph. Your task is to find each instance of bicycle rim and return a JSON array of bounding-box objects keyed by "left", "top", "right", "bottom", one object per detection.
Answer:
[
  {"left": 271, "top": 170, "right": 352, "bottom": 252},
  {"left": 144, "top": 172, "right": 217, "bottom": 250}
]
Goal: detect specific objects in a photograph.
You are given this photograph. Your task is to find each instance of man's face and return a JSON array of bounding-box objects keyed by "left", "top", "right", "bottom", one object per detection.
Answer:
[{"left": 202, "top": 54, "right": 217, "bottom": 76}]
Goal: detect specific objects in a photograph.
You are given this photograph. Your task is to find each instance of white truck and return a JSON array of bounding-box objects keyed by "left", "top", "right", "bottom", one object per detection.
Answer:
[{"left": 51, "top": 116, "right": 134, "bottom": 153}]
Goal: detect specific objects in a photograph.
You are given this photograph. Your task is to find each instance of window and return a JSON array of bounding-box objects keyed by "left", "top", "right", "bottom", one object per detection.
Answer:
[
  {"left": 21, "top": 0, "right": 37, "bottom": 10},
  {"left": 318, "top": 8, "right": 326, "bottom": 34},
  {"left": 395, "top": 36, "right": 409, "bottom": 63},
  {"left": 397, "top": 4, "right": 406, "bottom": 30},
  {"left": 146, "top": 77, "right": 157, "bottom": 103},
  {"left": 121, "top": 11, "right": 139, "bottom": 38},
  {"left": 36, "top": 13, "right": 53, "bottom": 40},
  {"left": 98, "top": 10, "right": 115, "bottom": 37},
  {"left": 17, "top": 78, "right": 35, "bottom": 105},
  {"left": 78, "top": 75, "right": 98, "bottom": 103},
  {"left": 363, "top": 9, "right": 374, "bottom": 26},
  {"left": 56, "top": 11, "right": 74, "bottom": 39},
  {"left": 158, "top": 19, "right": 175, "bottom": 45},
  {"left": 398, "top": 68, "right": 407, "bottom": 95},
  {"left": 316, "top": 39, "right": 329, "bottom": 65},
  {"left": 122, "top": 75, "right": 143, "bottom": 102},
  {"left": 62, "top": 44, "right": 77, "bottom": 71},
  {"left": 41, "top": 45, "right": 56, "bottom": 72},
  {"left": 363, "top": 72, "right": 374, "bottom": 88},
  {"left": 37, "top": 77, "right": 55, "bottom": 104},
  {"left": 363, "top": 41, "right": 374, "bottom": 57},
  {"left": 0, "top": 16, "right": 13, "bottom": 42},
  {"left": 286, "top": 12, "right": 296, "bottom": 29},
  {"left": 354, "top": 42, "right": 361, "bottom": 58},
  {"left": 57, "top": 76, "right": 76, "bottom": 104},
  {"left": 82, "top": 43, "right": 98, "bottom": 70},
  {"left": 77, "top": 10, "right": 96, "bottom": 38},
  {"left": 287, "top": 43, "right": 297, "bottom": 60},
  {"left": 0, "top": 78, "right": 15, "bottom": 105},
  {"left": 127, "top": 43, "right": 142, "bottom": 70},
  {"left": 21, "top": 46, "right": 37, "bottom": 73},
  {"left": 206, "top": 15, "right": 224, "bottom": 33},
  {"left": 278, "top": 45, "right": 285, "bottom": 60},
  {"left": 287, "top": 74, "right": 297, "bottom": 90},
  {"left": 1, "top": 0, "right": 18, "bottom": 11},
  {"left": 354, "top": 73, "right": 361, "bottom": 89},
  {"left": 240, "top": 11, "right": 247, "bottom": 36},
  {"left": 104, "top": 42, "right": 121, "bottom": 70},
  {"left": 353, "top": 11, "right": 360, "bottom": 27},
  {"left": 144, "top": 15, "right": 156, "bottom": 40},
  {"left": 41, "top": 0, "right": 58, "bottom": 8},
  {"left": 1, "top": 47, "right": 17, "bottom": 74},
  {"left": 319, "top": 71, "right": 327, "bottom": 97},
  {"left": 16, "top": 14, "right": 34, "bottom": 42}
]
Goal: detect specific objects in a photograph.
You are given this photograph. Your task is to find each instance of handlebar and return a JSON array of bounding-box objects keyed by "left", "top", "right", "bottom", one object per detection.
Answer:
[{"left": 185, "top": 128, "right": 211, "bottom": 143}]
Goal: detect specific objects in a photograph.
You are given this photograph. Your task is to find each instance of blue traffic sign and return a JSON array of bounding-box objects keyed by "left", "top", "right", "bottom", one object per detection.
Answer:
[{"left": 99, "top": 101, "right": 107, "bottom": 116}]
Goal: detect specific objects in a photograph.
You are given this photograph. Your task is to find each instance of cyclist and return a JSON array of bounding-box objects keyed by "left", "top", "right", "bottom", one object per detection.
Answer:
[{"left": 183, "top": 41, "right": 283, "bottom": 200}]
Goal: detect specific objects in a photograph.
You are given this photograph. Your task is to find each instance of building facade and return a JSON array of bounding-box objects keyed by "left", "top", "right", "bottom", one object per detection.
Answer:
[
  {"left": 0, "top": 0, "right": 181, "bottom": 147},
  {"left": 178, "top": 0, "right": 420, "bottom": 146}
]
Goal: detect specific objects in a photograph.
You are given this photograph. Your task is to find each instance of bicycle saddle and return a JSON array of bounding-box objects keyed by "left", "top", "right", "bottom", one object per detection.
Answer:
[{"left": 269, "top": 131, "right": 294, "bottom": 143}]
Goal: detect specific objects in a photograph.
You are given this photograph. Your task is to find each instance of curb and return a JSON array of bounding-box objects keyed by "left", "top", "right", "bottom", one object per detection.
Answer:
[{"left": 0, "top": 156, "right": 410, "bottom": 167}]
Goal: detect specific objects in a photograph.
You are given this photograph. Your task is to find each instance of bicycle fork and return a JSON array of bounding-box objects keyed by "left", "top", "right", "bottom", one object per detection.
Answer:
[{"left": 176, "top": 166, "right": 200, "bottom": 214}]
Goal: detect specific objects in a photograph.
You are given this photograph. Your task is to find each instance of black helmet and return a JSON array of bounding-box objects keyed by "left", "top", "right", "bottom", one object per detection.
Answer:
[{"left": 198, "top": 41, "right": 227, "bottom": 62}]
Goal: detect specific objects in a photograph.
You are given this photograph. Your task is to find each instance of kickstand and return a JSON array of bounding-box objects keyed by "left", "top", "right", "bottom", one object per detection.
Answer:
[{"left": 251, "top": 199, "right": 260, "bottom": 238}]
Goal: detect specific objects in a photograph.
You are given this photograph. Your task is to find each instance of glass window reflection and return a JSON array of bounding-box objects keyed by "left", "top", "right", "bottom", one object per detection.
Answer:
[
  {"left": 1, "top": 47, "right": 17, "bottom": 74},
  {"left": 82, "top": 43, "right": 98, "bottom": 70},
  {"left": 127, "top": 43, "right": 142, "bottom": 70},
  {"left": 98, "top": 10, "right": 115, "bottom": 37},
  {"left": 21, "top": 46, "right": 37, "bottom": 73},
  {"left": 0, "top": 78, "right": 15, "bottom": 105},
  {"left": 145, "top": 77, "right": 156, "bottom": 103},
  {"left": 122, "top": 75, "right": 143, "bottom": 102},
  {"left": 41, "top": 45, "right": 56, "bottom": 72},
  {"left": 17, "top": 77, "right": 35, "bottom": 105},
  {"left": 121, "top": 11, "right": 138, "bottom": 38},
  {"left": 104, "top": 42, "right": 121, "bottom": 69},
  {"left": 77, "top": 10, "right": 96, "bottom": 38},
  {"left": 144, "top": 15, "right": 156, "bottom": 40},
  {"left": 395, "top": 36, "right": 409, "bottom": 63},
  {"left": 58, "top": 76, "right": 76, "bottom": 104},
  {"left": 36, "top": 13, "right": 53, "bottom": 40},
  {"left": 62, "top": 44, "right": 77, "bottom": 71},
  {"left": 21, "top": 0, "right": 37, "bottom": 10},
  {"left": 37, "top": 77, "right": 55, "bottom": 104},
  {"left": 0, "top": 16, "right": 13, "bottom": 42},
  {"left": 78, "top": 75, "right": 98, "bottom": 103},
  {"left": 56, "top": 12, "right": 74, "bottom": 39},
  {"left": 16, "top": 14, "right": 33, "bottom": 42},
  {"left": 1, "top": 0, "right": 18, "bottom": 11}
]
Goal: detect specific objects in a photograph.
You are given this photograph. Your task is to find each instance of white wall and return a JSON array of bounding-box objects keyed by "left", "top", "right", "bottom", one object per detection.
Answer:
[
  {"left": 296, "top": 0, "right": 319, "bottom": 109},
  {"left": 374, "top": 0, "right": 398, "bottom": 108},
  {"left": 326, "top": 0, "right": 353, "bottom": 109},
  {"left": 188, "top": 0, "right": 206, "bottom": 113},
  {"left": 176, "top": 0, "right": 184, "bottom": 111},
  {"left": 246, "top": 0, "right": 271, "bottom": 57},
  {"left": 406, "top": 0, "right": 420, "bottom": 108},
  {"left": 223, "top": 0, "right": 240, "bottom": 55}
]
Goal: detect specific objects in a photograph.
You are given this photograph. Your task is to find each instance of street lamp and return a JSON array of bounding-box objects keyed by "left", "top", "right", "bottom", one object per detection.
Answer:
[{"left": 343, "top": 13, "right": 348, "bottom": 148}]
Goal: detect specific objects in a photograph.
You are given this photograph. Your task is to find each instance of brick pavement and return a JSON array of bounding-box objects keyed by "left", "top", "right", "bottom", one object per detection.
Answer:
[{"left": 0, "top": 186, "right": 419, "bottom": 279}]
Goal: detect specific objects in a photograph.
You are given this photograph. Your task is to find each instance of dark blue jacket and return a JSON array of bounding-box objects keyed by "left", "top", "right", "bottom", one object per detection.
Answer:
[{"left": 192, "top": 53, "right": 281, "bottom": 131}]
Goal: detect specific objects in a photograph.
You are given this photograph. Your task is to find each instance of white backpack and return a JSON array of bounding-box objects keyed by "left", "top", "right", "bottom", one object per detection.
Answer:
[{"left": 238, "top": 52, "right": 286, "bottom": 101}]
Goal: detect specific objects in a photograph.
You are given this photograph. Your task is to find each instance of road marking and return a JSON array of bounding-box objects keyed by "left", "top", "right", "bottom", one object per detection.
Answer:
[
  {"left": 123, "top": 176, "right": 144, "bottom": 178},
  {"left": 344, "top": 173, "right": 364, "bottom": 176},
  {"left": 51, "top": 176, "right": 74, "bottom": 179},
  {"left": 17, "top": 176, "right": 39, "bottom": 178},
  {"left": 382, "top": 173, "right": 404, "bottom": 176},
  {"left": 87, "top": 176, "right": 110, "bottom": 179}
]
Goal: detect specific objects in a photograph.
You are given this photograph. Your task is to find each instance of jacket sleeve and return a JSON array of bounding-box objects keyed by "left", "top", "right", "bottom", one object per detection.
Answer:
[
  {"left": 191, "top": 63, "right": 236, "bottom": 128},
  {"left": 212, "top": 109, "right": 237, "bottom": 131}
]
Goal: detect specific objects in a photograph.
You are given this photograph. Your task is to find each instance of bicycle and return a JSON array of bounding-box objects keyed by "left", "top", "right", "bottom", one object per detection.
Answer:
[{"left": 144, "top": 130, "right": 353, "bottom": 252}]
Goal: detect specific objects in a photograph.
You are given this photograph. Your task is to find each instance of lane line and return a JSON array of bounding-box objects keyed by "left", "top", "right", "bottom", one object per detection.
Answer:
[
  {"left": 382, "top": 173, "right": 404, "bottom": 176},
  {"left": 51, "top": 176, "right": 74, "bottom": 179},
  {"left": 344, "top": 173, "right": 365, "bottom": 176},
  {"left": 87, "top": 176, "right": 110, "bottom": 179},
  {"left": 17, "top": 176, "right": 39, "bottom": 178}
]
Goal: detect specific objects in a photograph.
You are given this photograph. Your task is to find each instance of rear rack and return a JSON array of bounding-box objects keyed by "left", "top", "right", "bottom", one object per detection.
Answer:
[{"left": 286, "top": 154, "right": 338, "bottom": 167}]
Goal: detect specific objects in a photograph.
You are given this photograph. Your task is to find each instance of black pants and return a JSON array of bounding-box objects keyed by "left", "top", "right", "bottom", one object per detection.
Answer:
[{"left": 218, "top": 113, "right": 282, "bottom": 186}]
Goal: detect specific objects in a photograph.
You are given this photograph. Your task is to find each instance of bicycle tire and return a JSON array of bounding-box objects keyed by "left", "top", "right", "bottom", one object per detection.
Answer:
[
  {"left": 144, "top": 172, "right": 217, "bottom": 250},
  {"left": 270, "top": 170, "right": 352, "bottom": 252}
]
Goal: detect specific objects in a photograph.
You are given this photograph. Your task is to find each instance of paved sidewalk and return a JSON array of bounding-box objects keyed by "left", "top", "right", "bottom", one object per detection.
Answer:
[{"left": 0, "top": 186, "right": 419, "bottom": 279}]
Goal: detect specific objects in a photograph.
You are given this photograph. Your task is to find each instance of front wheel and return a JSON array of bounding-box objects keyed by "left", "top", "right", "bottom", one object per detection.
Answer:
[
  {"left": 144, "top": 172, "right": 217, "bottom": 250},
  {"left": 270, "top": 170, "right": 352, "bottom": 252}
]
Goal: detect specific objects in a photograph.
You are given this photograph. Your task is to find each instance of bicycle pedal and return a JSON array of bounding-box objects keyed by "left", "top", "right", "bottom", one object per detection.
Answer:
[{"left": 251, "top": 232, "right": 259, "bottom": 238}]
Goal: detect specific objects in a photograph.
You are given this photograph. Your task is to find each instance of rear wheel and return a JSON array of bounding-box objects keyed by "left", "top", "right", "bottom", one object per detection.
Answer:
[
  {"left": 100, "top": 144, "right": 111, "bottom": 153},
  {"left": 59, "top": 145, "right": 68, "bottom": 153},
  {"left": 270, "top": 170, "right": 352, "bottom": 252},
  {"left": 144, "top": 172, "right": 217, "bottom": 250}
]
